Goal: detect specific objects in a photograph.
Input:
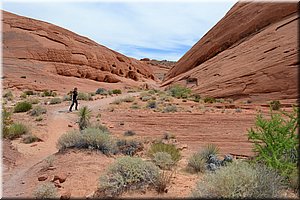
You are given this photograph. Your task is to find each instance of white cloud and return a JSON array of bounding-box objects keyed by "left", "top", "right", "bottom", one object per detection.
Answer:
[{"left": 3, "top": 1, "right": 237, "bottom": 60}]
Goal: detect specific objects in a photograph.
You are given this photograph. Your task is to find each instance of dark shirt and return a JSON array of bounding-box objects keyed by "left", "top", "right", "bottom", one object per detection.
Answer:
[{"left": 72, "top": 91, "right": 78, "bottom": 100}]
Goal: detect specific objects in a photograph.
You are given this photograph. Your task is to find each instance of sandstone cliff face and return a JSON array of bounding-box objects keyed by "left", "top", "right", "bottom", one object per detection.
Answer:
[
  {"left": 3, "top": 11, "right": 154, "bottom": 87},
  {"left": 163, "top": 2, "right": 298, "bottom": 102}
]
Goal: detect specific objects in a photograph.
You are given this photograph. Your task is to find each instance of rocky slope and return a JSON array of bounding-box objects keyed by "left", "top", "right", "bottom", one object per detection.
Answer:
[
  {"left": 3, "top": 11, "right": 155, "bottom": 92},
  {"left": 163, "top": 2, "right": 298, "bottom": 102}
]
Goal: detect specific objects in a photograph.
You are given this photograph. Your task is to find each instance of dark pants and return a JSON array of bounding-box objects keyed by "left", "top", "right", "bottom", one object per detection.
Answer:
[{"left": 69, "top": 99, "right": 78, "bottom": 111}]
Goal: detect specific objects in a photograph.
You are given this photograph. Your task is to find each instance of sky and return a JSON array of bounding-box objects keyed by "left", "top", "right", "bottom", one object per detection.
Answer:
[{"left": 2, "top": 0, "right": 237, "bottom": 61}]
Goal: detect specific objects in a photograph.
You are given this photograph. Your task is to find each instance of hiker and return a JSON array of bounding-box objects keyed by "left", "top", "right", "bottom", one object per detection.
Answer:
[{"left": 69, "top": 87, "right": 78, "bottom": 112}]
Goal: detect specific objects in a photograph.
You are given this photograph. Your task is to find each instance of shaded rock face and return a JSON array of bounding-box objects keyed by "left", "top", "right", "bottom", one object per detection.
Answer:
[
  {"left": 163, "top": 2, "right": 298, "bottom": 102},
  {"left": 3, "top": 11, "right": 154, "bottom": 84}
]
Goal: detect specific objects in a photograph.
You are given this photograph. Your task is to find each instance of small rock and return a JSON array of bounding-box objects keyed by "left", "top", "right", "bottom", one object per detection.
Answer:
[
  {"left": 52, "top": 173, "right": 67, "bottom": 183},
  {"left": 54, "top": 182, "right": 62, "bottom": 188},
  {"left": 109, "top": 125, "right": 114, "bottom": 128},
  {"left": 68, "top": 124, "right": 73, "bottom": 127},
  {"left": 47, "top": 166, "right": 56, "bottom": 170},
  {"left": 21, "top": 181, "right": 25, "bottom": 184},
  {"left": 30, "top": 144, "right": 37, "bottom": 147},
  {"left": 60, "top": 191, "right": 71, "bottom": 199},
  {"left": 38, "top": 174, "right": 48, "bottom": 181}
]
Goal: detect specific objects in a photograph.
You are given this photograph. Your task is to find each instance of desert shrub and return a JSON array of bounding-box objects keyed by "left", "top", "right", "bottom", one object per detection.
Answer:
[
  {"left": 63, "top": 95, "right": 71, "bottom": 101},
  {"left": 163, "top": 105, "right": 177, "bottom": 113},
  {"left": 159, "top": 95, "right": 173, "bottom": 102},
  {"left": 29, "top": 105, "right": 47, "bottom": 116},
  {"left": 141, "top": 95, "right": 152, "bottom": 102},
  {"left": 187, "top": 152, "right": 206, "bottom": 173},
  {"left": 203, "top": 97, "right": 216, "bottom": 103},
  {"left": 97, "top": 156, "right": 159, "bottom": 197},
  {"left": 198, "top": 143, "right": 219, "bottom": 162},
  {"left": 116, "top": 139, "right": 143, "bottom": 156},
  {"left": 33, "top": 182, "right": 58, "bottom": 199},
  {"left": 288, "top": 167, "right": 298, "bottom": 191},
  {"left": 96, "top": 88, "right": 107, "bottom": 95},
  {"left": 20, "top": 93, "right": 27, "bottom": 99},
  {"left": 35, "top": 116, "right": 43, "bottom": 121},
  {"left": 22, "top": 134, "right": 40, "bottom": 144},
  {"left": 41, "top": 90, "right": 56, "bottom": 97},
  {"left": 56, "top": 130, "right": 82, "bottom": 150},
  {"left": 89, "top": 123, "right": 110, "bottom": 133},
  {"left": 192, "top": 161, "right": 284, "bottom": 198},
  {"left": 42, "top": 155, "right": 55, "bottom": 170},
  {"left": 154, "top": 170, "right": 173, "bottom": 193},
  {"left": 111, "top": 98, "right": 123, "bottom": 105},
  {"left": 78, "top": 106, "right": 92, "bottom": 130},
  {"left": 122, "top": 96, "right": 135, "bottom": 103},
  {"left": 24, "top": 90, "right": 34, "bottom": 95},
  {"left": 162, "top": 133, "right": 176, "bottom": 140},
  {"left": 57, "top": 128, "right": 115, "bottom": 155},
  {"left": 2, "top": 107, "right": 12, "bottom": 138},
  {"left": 148, "top": 143, "right": 181, "bottom": 163},
  {"left": 6, "top": 122, "right": 29, "bottom": 139},
  {"left": 28, "top": 98, "right": 39, "bottom": 104},
  {"left": 152, "top": 152, "right": 174, "bottom": 170},
  {"left": 111, "top": 89, "right": 122, "bottom": 94},
  {"left": 167, "top": 84, "right": 191, "bottom": 99},
  {"left": 270, "top": 100, "right": 281, "bottom": 110},
  {"left": 3, "top": 91, "right": 13, "bottom": 100},
  {"left": 216, "top": 98, "right": 225, "bottom": 103},
  {"left": 147, "top": 89, "right": 159, "bottom": 94},
  {"left": 124, "top": 130, "right": 136, "bottom": 136},
  {"left": 77, "top": 92, "right": 92, "bottom": 101},
  {"left": 14, "top": 101, "right": 32, "bottom": 113},
  {"left": 49, "top": 97, "right": 62, "bottom": 104},
  {"left": 89, "top": 92, "right": 96, "bottom": 96},
  {"left": 146, "top": 100, "right": 157, "bottom": 109},
  {"left": 248, "top": 107, "right": 299, "bottom": 177},
  {"left": 130, "top": 103, "right": 140, "bottom": 109}
]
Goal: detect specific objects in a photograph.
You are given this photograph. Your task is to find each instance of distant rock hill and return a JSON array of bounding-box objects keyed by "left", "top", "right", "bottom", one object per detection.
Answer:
[
  {"left": 3, "top": 10, "right": 155, "bottom": 91},
  {"left": 163, "top": 2, "right": 298, "bottom": 102}
]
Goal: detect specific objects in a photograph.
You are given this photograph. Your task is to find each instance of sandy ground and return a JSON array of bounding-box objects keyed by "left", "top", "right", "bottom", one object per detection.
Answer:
[{"left": 2, "top": 91, "right": 298, "bottom": 198}]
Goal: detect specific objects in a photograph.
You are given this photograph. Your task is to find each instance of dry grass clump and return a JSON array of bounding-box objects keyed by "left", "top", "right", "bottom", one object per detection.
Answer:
[
  {"left": 148, "top": 143, "right": 181, "bottom": 164},
  {"left": 5, "top": 122, "right": 29, "bottom": 139},
  {"left": 33, "top": 182, "right": 58, "bottom": 199},
  {"left": 28, "top": 105, "right": 47, "bottom": 116}
]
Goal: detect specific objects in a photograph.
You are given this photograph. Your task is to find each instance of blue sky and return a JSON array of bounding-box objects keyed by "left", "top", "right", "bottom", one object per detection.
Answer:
[{"left": 2, "top": 0, "right": 237, "bottom": 61}]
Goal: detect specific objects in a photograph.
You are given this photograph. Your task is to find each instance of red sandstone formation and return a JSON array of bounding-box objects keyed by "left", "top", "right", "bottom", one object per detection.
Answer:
[
  {"left": 3, "top": 10, "right": 154, "bottom": 91},
  {"left": 163, "top": 2, "right": 298, "bottom": 102}
]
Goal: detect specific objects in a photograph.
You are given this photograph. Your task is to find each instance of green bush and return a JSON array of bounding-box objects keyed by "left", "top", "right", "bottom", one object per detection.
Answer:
[
  {"left": 148, "top": 143, "right": 181, "bottom": 163},
  {"left": 56, "top": 130, "right": 82, "bottom": 150},
  {"left": 192, "top": 161, "right": 284, "bottom": 198},
  {"left": 163, "top": 105, "right": 177, "bottom": 113},
  {"left": 49, "top": 98, "right": 62, "bottom": 105},
  {"left": 111, "top": 89, "right": 122, "bottom": 94},
  {"left": 14, "top": 101, "right": 32, "bottom": 113},
  {"left": 29, "top": 106, "right": 47, "bottom": 116},
  {"left": 168, "top": 84, "right": 191, "bottom": 99},
  {"left": 78, "top": 106, "right": 92, "bottom": 130},
  {"left": 146, "top": 100, "right": 157, "bottom": 109},
  {"left": 270, "top": 100, "right": 281, "bottom": 110},
  {"left": 33, "top": 183, "right": 58, "bottom": 199},
  {"left": 248, "top": 107, "right": 298, "bottom": 177},
  {"left": 96, "top": 88, "right": 107, "bottom": 95},
  {"left": 152, "top": 152, "right": 174, "bottom": 170},
  {"left": 203, "top": 97, "right": 216, "bottom": 103},
  {"left": 41, "top": 90, "right": 57, "bottom": 97},
  {"left": 187, "top": 152, "right": 206, "bottom": 173},
  {"left": 6, "top": 122, "right": 29, "bottom": 139},
  {"left": 124, "top": 130, "right": 136, "bottom": 136},
  {"left": 97, "top": 156, "right": 159, "bottom": 197}
]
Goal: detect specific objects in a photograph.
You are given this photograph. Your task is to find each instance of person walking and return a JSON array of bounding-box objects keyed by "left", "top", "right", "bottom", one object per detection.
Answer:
[{"left": 69, "top": 87, "right": 78, "bottom": 112}]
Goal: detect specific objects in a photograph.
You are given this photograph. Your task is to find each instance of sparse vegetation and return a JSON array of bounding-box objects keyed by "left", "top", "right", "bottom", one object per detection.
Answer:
[
  {"left": 270, "top": 100, "right": 281, "bottom": 110},
  {"left": 97, "top": 156, "right": 159, "bottom": 197},
  {"left": 203, "top": 97, "right": 216, "bottom": 103},
  {"left": 29, "top": 106, "right": 47, "bottom": 116},
  {"left": 192, "top": 161, "right": 284, "bottom": 198},
  {"left": 187, "top": 152, "right": 206, "bottom": 173},
  {"left": 22, "top": 134, "right": 40, "bottom": 144},
  {"left": 14, "top": 101, "right": 32, "bottom": 113},
  {"left": 130, "top": 103, "right": 140, "bottom": 109},
  {"left": 24, "top": 90, "right": 34, "bottom": 96},
  {"left": 2, "top": 107, "right": 12, "bottom": 138},
  {"left": 49, "top": 97, "right": 62, "bottom": 105},
  {"left": 163, "top": 105, "right": 177, "bottom": 113},
  {"left": 41, "top": 90, "right": 57, "bottom": 97},
  {"left": 35, "top": 116, "right": 43, "bottom": 121},
  {"left": 3, "top": 90, "right": 13, "bottom": 100},
  {"left": 116, "top": 139, "right": 143, "bottom": 156},
  {"left": 146, "top": 100, "right": 157, "bottom": 109},
  {"left": 154, "top": 170, "right": 173, "bottom": 193},
  {"left": 248, "top": 107, "right": 298, "bottom": 177},
  {"left": 167, "top": 84, "right": 191, "bottom": 99},
  {"left": 6, "top": 122, "right": 29, "bottom": 139},
  {"left": 33, "top": 182, "right": 58, "bottom": 199},
  {"left": 20, "top": 93, "right": 27, "bottom": 99},
  {"left": 111, "top": 89, "right": 122, "bottom": 94},
  {"left": 148, "top": 143, "right": 181, "bottom": 164},
  {"left": 152, "top": 152, "right": 174, "bottom": 170},
  {"left": 77, "top": 92, "right": 92, "bottom": 101},
  {"left": 124, "top": 130, "right": 136, "bottom": 136},
  {"left": 28, "top": 98, "right": 40, "bottom": 104},
  {"left": 96, "top": 88, "right": 107, "bottom": 95},
  {"left": 78, "top": 106, "right": 92, "bottom": 130}
]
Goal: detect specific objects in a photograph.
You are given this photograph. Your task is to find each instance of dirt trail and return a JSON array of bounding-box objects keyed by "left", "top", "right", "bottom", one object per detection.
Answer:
[{"left": 2, "top": 92, "right": 140, "bottom": 197}]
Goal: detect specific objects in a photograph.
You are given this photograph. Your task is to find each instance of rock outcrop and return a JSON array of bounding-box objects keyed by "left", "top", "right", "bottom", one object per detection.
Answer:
[
  {"left": 3, "top": 10, "right": 154, "bottom": 88},
  {"left": 163, "top": 2, "right": 298, "bottom": 102}
]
